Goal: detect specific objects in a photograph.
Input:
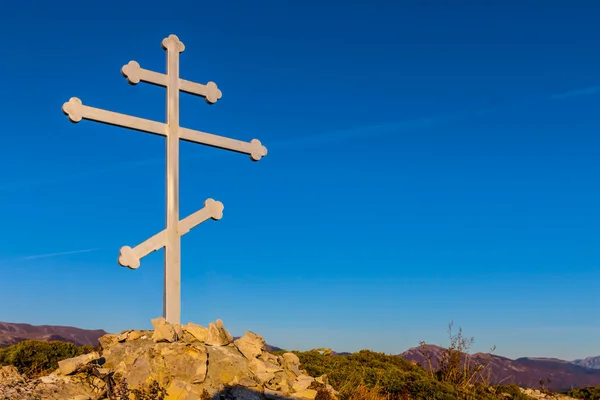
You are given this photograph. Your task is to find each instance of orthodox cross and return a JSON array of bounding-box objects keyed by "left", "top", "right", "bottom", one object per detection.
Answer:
[{"left": 62, "top": 34, "right": 267, "bottom": 325}]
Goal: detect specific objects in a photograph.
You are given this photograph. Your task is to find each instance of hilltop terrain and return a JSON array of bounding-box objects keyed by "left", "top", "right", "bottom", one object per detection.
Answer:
[{"left": 1, "top": 320, "right": 599, "bottom": 395}]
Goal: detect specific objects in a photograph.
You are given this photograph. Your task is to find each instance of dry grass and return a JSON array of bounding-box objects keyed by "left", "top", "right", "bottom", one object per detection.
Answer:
[
  {"left": 419, "top": 321, "right": 497, "bottom": 390},
  {"left": 349, "top": 384, "right": 396, "bottom": 400}
]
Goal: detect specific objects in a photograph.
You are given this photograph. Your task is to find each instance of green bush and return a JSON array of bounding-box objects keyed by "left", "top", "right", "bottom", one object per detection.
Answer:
[
  {"left": 0, "top": 340, "right": 95, "bottom": 376},
  {"left": 567, "top": 386, "right": 600, "bottom": 400},
  {"left": 296, "top": 349, "right": 477, "bottom": 399}
]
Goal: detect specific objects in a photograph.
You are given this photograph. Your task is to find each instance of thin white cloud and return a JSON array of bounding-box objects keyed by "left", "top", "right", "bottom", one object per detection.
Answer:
[
  {"left": 1, "top": 83, "right": 599, "bottom": 192},
  {"left": 550, "top": 85, "right": 600, "bottom": 100},
  {"left": 20, "top": 248, "right": 100, "bottom": 260}
]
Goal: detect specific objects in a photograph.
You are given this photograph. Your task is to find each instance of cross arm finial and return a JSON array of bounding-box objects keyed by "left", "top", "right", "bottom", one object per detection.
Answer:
[
  {"left": 161, "top": 34, "right": 185, "bottom": 53},
  {"left": 62, "top": 97, "right": 83, "bottom": 123}
]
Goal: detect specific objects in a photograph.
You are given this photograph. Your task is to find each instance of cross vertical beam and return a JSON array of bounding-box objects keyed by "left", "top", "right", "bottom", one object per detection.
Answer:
[{"left": 164, "top": 35, "right": 184, "bottom": 324}]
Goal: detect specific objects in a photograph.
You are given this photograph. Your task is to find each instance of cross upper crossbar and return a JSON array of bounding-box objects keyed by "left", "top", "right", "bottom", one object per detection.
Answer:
[
  {"left": 121, "top": 61, "right": 222, "bottom": 104},
  {"left": 62, "top": 97, "right": 267, "bottom": 161}
]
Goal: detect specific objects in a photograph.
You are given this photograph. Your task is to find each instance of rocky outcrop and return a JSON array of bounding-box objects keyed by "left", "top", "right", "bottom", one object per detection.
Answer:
[
  {"left": 0, "top": 366, "right": 33, "bottom": 400},
  {"left": 0, "top": 318, "right": 338, "bottom": 400},
  {"left": 519, "top": 388, "right": 578, "bottom": 400},
  {"left": 0, "top": 365, "right": 97, "bottom": 400}
]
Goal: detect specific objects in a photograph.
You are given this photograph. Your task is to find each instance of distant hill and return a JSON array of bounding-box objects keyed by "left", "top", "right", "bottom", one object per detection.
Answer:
[
  {"left": 400, "top": 344, "right": 600, "bottom": 392},
  {"left": 0, "top": 321, "right": 106, "bottom": 347},
  {"left": 572, "top": 356, "right": 600, "bottom": 370}
]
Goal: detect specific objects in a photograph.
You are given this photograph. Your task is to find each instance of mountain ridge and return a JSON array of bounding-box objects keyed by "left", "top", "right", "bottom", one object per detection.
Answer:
[
  {"left": 399, "top": 344, "right": 600, "bottom": 391},
  {"left": 572, "top": 356, "right": 600, "bottom": 370},
  {"left": 0, "top": 321, "right": 107, "bottom": 348}
]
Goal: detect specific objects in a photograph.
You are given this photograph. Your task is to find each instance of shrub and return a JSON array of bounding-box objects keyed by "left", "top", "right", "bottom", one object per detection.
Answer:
[
  {"left": 295, "top": 348, "right": 472, "bottom": 399},
  {"left": 0, "top": 340, "right": 94, "bottom": 376},
  {"left": 567, "top": 386, "right": 600, "bottom": 400},
  {"left": 494, "top": 384, "right": 538, "bottom": 400}
]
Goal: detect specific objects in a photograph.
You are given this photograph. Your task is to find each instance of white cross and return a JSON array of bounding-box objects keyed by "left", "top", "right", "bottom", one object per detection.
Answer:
[{"left": 62, "top": 34, "right": 267, "bottom": 325}]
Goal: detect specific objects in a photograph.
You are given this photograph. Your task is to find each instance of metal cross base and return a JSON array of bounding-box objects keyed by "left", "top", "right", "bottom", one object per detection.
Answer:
[{"left": 62, "top": 34, "right": 268, "bottom": 324}]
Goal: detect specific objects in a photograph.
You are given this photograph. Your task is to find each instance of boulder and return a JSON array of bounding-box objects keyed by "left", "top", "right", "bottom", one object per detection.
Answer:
[
  {"left": 39, "top": 374, "right": 62, "bottom": 384},
  {"left": 173, "top": 324, "right": 185, "bottom": 340},
  {"left": 265, "top": 371, "right": 293, "bottom": 395},
  {"left": 205, "top": 319, "right": 233, "bottom": 346},
  {"left": 249, "top": 358, "right": 283, "bottom": 374},
  {"left": 58, "top": 352, "right": 100, "bottom": 375},
  {"left": 282, "top": 352, "right": 302, "bottom": 376},
  {"left": 234, "top": 331, "right": 266, "bottom": 360},
  {"left": 116, "top": 330, "right": 131, "bottom": 342},
  {"left": 292, "top": 388, "right": 318, "bottom": 399},
  {"left": 183, "top": 322, "right": 208, "bottom": 342},
  {"left": 98, "top": 334, "right": 118, "bottom": 349},
  {"left": 201, "top": 345, "right": 255, "bottom": 392},
  {"left": 151, "top": 317, "right": 177, "bottom": 343},
  {"left": 164, "top": 379, "right": 208, "bottom": 400},
  {"left": 293, "top": 374, "right": 315, "bottom": 392},
  {"left": 127, "top": 330, "right": 144, "bottom": 341},
  {"left": 255, "top": 370, "right": 276, "bottom": 384},
  {"left": 260, "top": 351, "right": 281, "bottom": 364}
]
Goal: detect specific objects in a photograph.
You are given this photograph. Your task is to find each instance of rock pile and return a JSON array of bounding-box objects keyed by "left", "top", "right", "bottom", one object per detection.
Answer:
[{"left": 0, "top": 318, "right": 338, "bottom": 400}]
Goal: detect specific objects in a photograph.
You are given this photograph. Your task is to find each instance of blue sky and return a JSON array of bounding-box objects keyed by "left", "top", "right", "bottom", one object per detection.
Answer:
[{"left": 1, "top": 0, "right": 599, "bottom": 360}]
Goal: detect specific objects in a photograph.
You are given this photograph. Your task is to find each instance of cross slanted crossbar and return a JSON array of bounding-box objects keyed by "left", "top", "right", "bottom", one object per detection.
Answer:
[{"left": 62, "top": 34, "right": 268, "bottom": 325}]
